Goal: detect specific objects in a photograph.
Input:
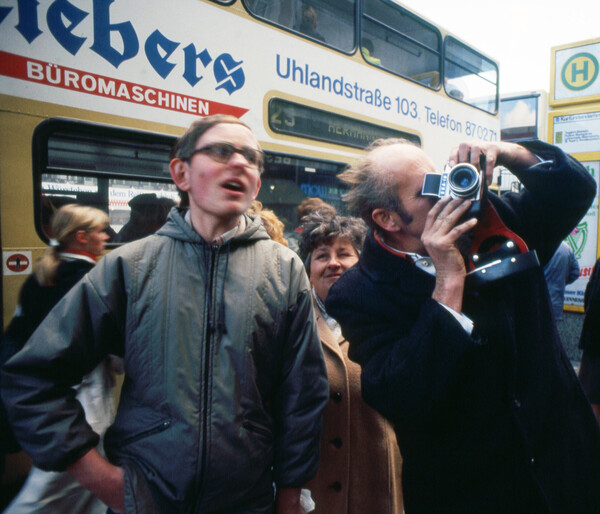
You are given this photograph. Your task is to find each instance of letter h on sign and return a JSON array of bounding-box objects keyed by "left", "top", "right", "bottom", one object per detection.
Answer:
[{"left": 572, "top": 60, "right": 589, "bottom": 82}]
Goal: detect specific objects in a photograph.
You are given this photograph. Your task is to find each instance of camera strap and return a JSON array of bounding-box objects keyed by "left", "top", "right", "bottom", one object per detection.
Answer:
[
  {"left": 466, "top": 250, "right": 540, "bottom": 290},
  {"left": 467, "top": 200, "right": 529, "bottom": 271},
  {"left": 466, "top": 200, "right": 540, "bottom": 288}
]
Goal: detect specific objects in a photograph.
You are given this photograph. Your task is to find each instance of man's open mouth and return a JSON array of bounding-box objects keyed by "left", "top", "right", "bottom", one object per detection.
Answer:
[{"left": 223, "top": 181, "right": 243, "bottom": 192}]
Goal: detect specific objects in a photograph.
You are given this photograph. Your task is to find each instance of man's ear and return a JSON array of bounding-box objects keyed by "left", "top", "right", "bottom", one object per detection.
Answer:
[
  {"left": 372, "top": 208, "right": 403, "bottom": 233},
  {"left": 169, "top": 158, "right": 190, "bottom": 191}
]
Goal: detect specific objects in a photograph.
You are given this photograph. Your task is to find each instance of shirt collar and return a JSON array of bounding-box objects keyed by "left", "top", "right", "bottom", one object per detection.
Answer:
[
  {"left": 184, "top": 210, "right": 244, "bottom": 245},
  {"left": 59, "top": 250, "right": 97, "bottom": 264},
  {"left": 312, "top": 286, "right": 342, "bottom": 340},
  {"left": 374, "top": 231, "right": 436, "bottom": 276}
]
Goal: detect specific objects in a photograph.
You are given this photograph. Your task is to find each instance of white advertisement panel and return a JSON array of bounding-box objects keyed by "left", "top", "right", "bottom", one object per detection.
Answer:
[
  {"left": 553, "top": 111, "right": 600, "bottom": 154},
  {"left": 564, "top": 160, "right": 599, "bottom": 308}
]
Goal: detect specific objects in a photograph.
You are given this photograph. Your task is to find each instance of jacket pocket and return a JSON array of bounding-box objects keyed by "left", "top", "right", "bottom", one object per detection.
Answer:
[
  {"left": 242, "top": 420, "right": 272, "bottom": 440},
  {"left": 120, "top": 419, "right": 171, "bottom": 447},
  {"left": 121, "top": 458, "right": 158, "bottom": 514}
]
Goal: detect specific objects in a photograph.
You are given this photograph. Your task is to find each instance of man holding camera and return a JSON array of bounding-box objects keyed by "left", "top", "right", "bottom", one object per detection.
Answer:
[{"left": 326, "top": 138, "right": 600, "bottom": 512}]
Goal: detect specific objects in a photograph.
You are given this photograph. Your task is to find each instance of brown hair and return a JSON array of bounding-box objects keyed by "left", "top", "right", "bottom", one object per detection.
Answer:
[
  {"left": 296, "top": 197, "right": 337, "bottom": 223},
  {"left": 170, "top": 115, "right": 262, "bottom": 206},
  {"left": 298, "top": 212, "right": 367, "bottom": 265},
  {"left": 248, "top": 201, "right": 288, "bottom": 247}
]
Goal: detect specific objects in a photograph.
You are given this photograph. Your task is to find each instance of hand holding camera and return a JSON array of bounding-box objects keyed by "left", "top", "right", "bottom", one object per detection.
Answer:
[{"left": 421, "top": 162, "right": 486, "bottom": 220}]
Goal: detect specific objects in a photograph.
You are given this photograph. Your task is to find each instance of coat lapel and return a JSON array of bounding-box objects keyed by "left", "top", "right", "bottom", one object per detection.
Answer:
[{"left": 314, "top": 303, "right": 345, "bottom": 360}]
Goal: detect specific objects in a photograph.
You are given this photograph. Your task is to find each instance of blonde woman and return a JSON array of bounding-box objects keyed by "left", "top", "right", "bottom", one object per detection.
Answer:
[
  {"left": 8, "top": 204, "right": 109, "bottom": 341},
  {"left": 2, "top": 204, "right": 117, "bottom": 514}
]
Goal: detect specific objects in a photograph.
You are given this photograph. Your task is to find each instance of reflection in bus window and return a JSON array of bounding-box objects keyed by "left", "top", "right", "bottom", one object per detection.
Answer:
[
  {"left": 35, "top": 120, "right": 178, "bottom": 244},
  {"left": 40, "top": 174, "right": 179, "bottom": 243},
  {"left": 112, "top": 192, "right": 176, "bottom": 243},
  {"left": 361, "top": 0, "right": 441, "bottom": 88},
  {"left": 444, "top": 37, "right": 498, "bottom": 114},
  {"left": 500, "top": 93, "right": 543, "bottom": 141},
  {"left": 298, "top": 5, "right": 325, "bottom": 42},
  {"left": 256, "top": 153, "right": 348, "bottom": 238},
  {"left": 244, "top": 0, "right": 356, "bottom": 52}
]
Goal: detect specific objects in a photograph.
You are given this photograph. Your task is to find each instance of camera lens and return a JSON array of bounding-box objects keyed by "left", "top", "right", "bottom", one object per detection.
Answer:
[{"left": 448, "top": 164, "right": 480, "bottom": 197}]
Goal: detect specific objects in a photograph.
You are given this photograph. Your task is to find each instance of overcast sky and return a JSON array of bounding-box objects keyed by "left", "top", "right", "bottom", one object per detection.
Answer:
[{"left": 400, "top": 0, "right": 599, "bottom": 96}]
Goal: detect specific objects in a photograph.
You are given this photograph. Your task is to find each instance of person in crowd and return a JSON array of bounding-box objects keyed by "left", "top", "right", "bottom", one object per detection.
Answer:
[
  {"left": 296, "top": 197, "right": 337, "bottom": 222},
  {"left": 325, "top": 137, "right": 600, "bottom": 512},
  {"left": 361, "top": 38, "right": 381, "bottom": 66},
  {"left": 579, "top": 256, "right": 600, "bottom": 426},
  {"left": 543, "top": 240, "right": 580, "bottom": 322},
  {"left": 248, "top": 200, "right": 289, "bottom": 247},
  {"left": 286, "top": 197, "right": 337, "bottom": 253},
  {"left": 299, "top": 212, "right": 403, "bottom": 513},
  {"left": 1, "top": 204, "right": 116, "bottom": 513},
  {"left": 2, "top": 115, "right": 328, "bottom": 513},
  {"left": 113, "top": 194, "right": 175, "bottom": 243},
  {"left": 297, "top": 5, "right": 325, "bottom": 42}
]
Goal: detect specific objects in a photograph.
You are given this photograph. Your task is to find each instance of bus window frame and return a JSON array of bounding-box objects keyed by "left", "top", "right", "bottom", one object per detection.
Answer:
[
  {"left": 500, "top": 93, "right": 542, "bottom": 141},
  {"left": 443, "top": 35, "right": 499, "bottom": 115},
  {"left": 360, "top": 0, "right": 443, "bottom": 91},
  {"left": 32, "top": 118, "right": 177, "bottom": 245},
  {"left": 241, "top": 0, "right": 359, "bottom": 55}
]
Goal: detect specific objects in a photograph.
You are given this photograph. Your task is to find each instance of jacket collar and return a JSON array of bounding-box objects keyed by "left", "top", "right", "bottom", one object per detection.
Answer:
[
  {"left": 156, "top": 207, "right": 270, "bottom": 245},
  {"left": 360, "top": 231, "right": 435, "bottom": 295},
  {"left": 313, "top": 302, "right": 345, "bottom": 359}
]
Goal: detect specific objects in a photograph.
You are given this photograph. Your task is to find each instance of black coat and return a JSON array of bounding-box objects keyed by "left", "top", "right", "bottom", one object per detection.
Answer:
[
  {"left": 4, "top": 258, "right": 95, "bottom": 350},
  {"left": 1, "top": 257, "right": 94, "bottom": 462},
  {"left": 580, "top": 257, "right": 600, "bottom": 355},
  {"left": 326, "top": 141, "right": 600, "bottom": 513}
]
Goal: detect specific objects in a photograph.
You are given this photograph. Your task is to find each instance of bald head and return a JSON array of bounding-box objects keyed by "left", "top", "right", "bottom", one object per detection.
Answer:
[{"left": 339, "top": 139, "right": 435, "bottom": 231}]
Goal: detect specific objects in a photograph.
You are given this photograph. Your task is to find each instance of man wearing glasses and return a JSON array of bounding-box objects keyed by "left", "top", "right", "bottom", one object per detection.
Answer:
[{"left": 3, "top": 115, "right": 328, "bottom": 513}]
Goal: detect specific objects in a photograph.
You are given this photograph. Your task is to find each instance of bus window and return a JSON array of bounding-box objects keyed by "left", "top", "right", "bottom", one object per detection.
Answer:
[
  {"left": 444, "top": 37, "right": 498, "bottom": 114},
  {"left": 361, "top": 0, "right": 442, "bottom": 89},
  {"left": 257, "top": 153, "right": 349, "bottom": 234},
  {"left": 33, "top": 120, "right": 179, "bottom": 244},
  {"left": 244, "top": 0, "right": 356, "bottom": 52},
  {"left": 500, "top": 92, "right": 546, "bottom": 142}
]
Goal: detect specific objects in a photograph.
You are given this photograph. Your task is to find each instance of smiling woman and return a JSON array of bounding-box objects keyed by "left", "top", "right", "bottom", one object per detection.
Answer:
[{"left": 298, "top": 211, "right": 404, "bottom": 514}]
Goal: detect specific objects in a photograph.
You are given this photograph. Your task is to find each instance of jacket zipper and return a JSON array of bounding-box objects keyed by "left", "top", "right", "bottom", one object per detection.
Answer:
[{"left": 196, "top": 245, "right": 219, "bottom": 505}]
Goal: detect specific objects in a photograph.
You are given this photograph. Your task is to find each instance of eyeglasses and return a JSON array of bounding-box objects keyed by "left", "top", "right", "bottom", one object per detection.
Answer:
[{"left": 185, "top": 142, "right": 264, "bottom": 168}]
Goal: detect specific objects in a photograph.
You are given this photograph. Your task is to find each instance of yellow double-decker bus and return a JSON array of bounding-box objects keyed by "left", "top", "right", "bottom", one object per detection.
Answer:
[{"left": 0, "top": 0, "right": 500, "bottom": 326}]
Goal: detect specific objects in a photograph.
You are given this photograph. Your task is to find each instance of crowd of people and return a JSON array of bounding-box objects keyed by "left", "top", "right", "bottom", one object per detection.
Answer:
[{"left": 1, "top": 114, "right": 600, "bottom": 513}]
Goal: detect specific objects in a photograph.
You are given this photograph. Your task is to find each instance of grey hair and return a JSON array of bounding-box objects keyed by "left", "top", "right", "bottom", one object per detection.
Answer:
[
  {"left": 338, "top": 138, "right": 419, "bottom": 231},
  {"left": 298, "top": 212, "right": 368, "bottom": 264}
]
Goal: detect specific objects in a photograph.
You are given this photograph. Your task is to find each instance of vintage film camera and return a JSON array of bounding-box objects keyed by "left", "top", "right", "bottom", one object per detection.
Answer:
[
  {"left": 420, "top": 162, "right": 540, "bottom": 287},
  {"left": 420, "top": 163, "right": 486, "bottom": 219}
]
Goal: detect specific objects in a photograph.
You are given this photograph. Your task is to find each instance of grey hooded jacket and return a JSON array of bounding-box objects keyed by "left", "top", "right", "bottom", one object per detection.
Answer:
[{"left": 2, "top": 208, "right": 328, "bottom": 513}]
